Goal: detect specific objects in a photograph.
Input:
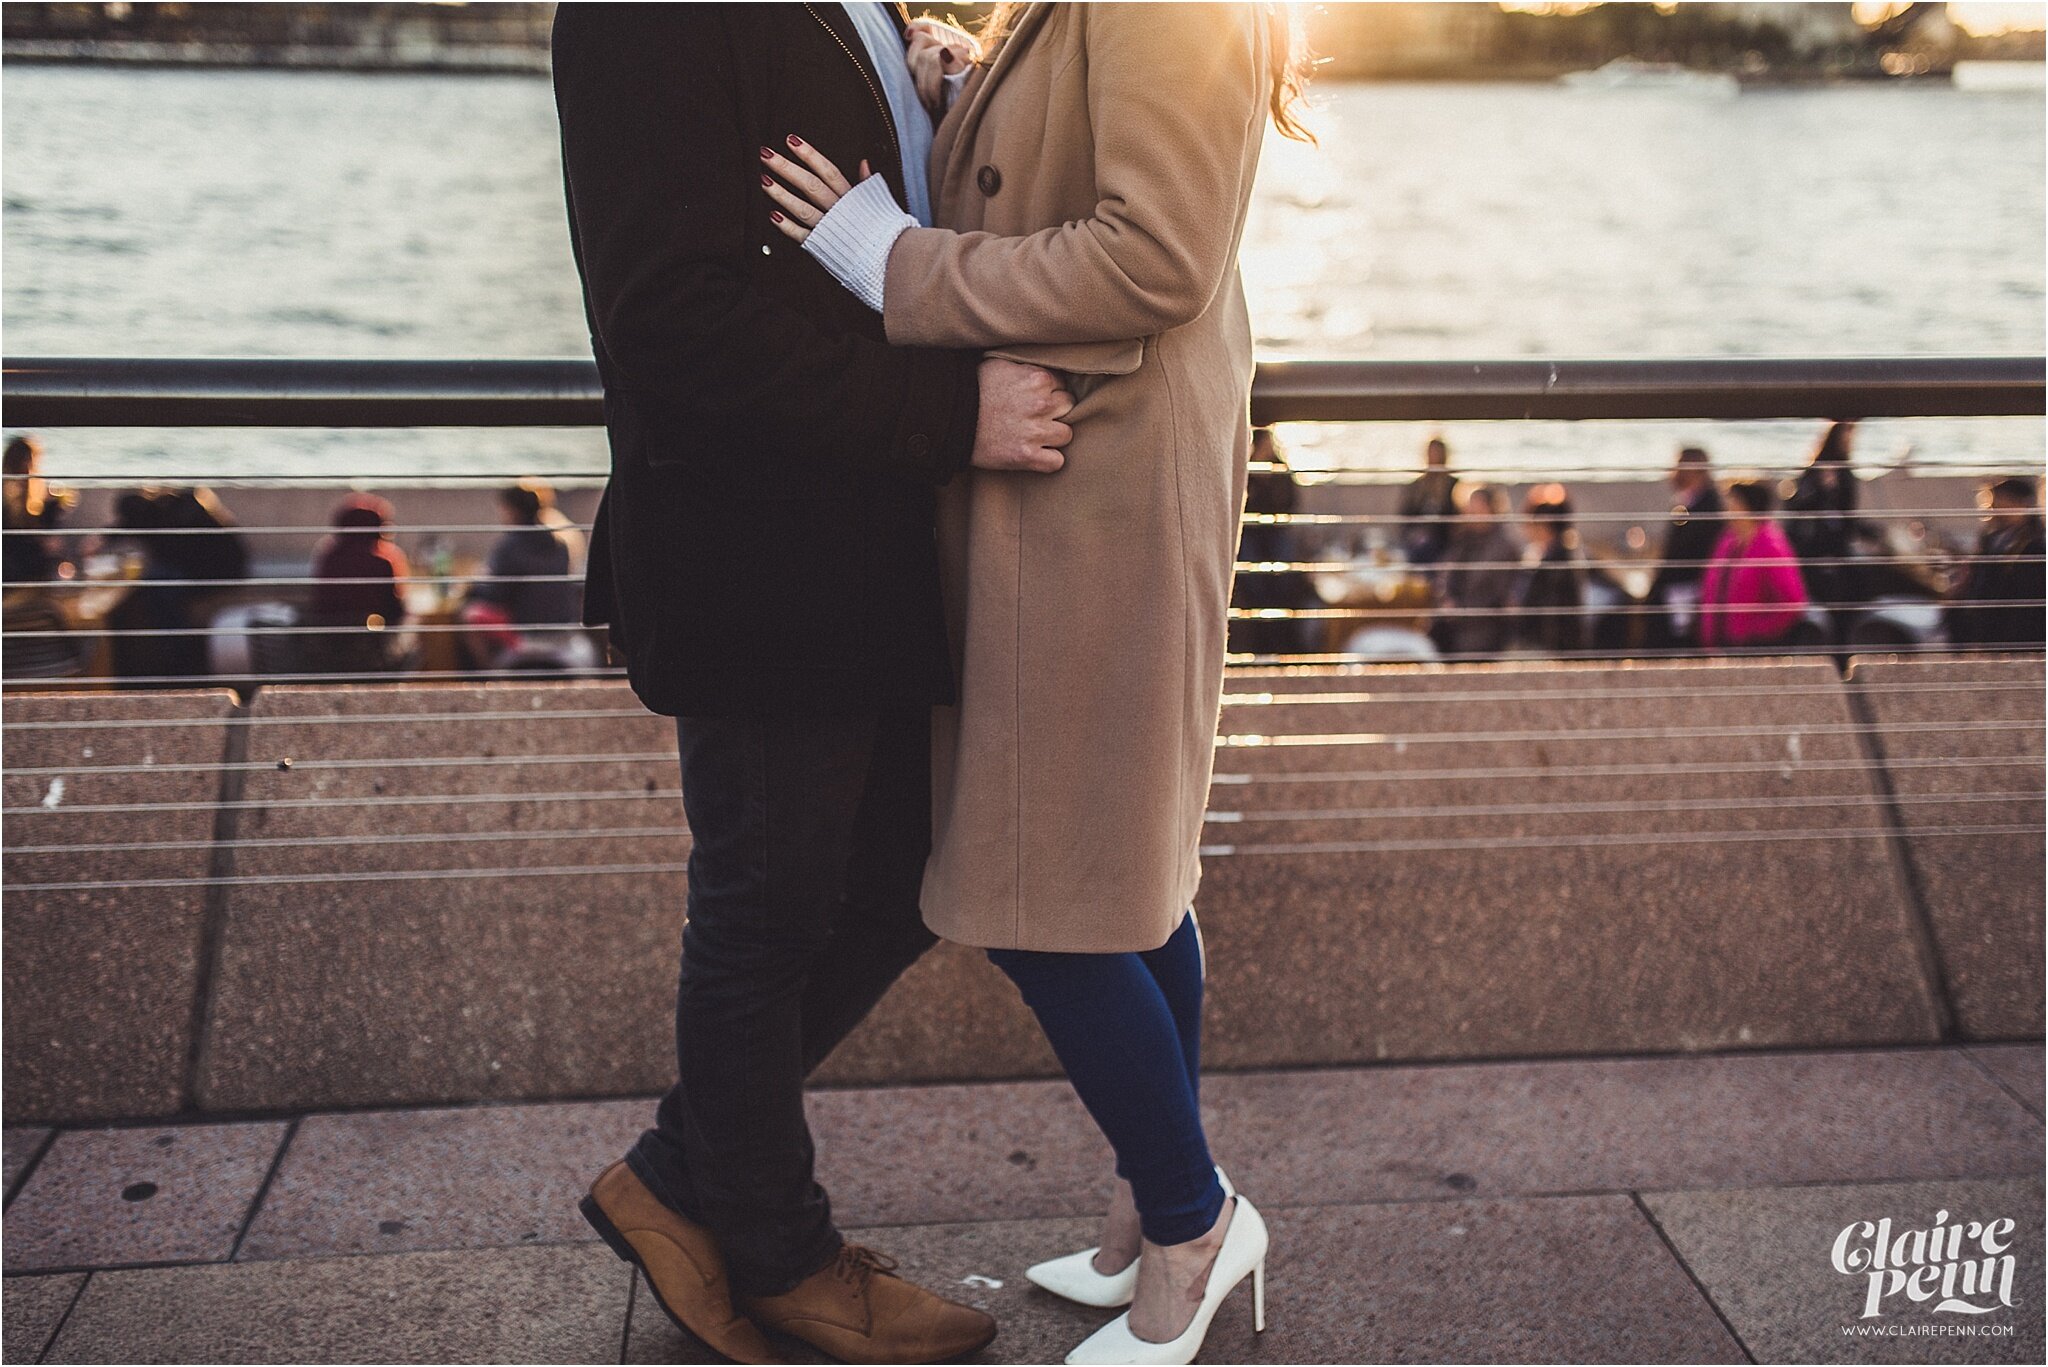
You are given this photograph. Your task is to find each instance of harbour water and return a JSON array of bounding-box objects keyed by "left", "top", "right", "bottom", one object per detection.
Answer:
[{"left": 4, "top": 65, "right": 2042, "bottom": 481}]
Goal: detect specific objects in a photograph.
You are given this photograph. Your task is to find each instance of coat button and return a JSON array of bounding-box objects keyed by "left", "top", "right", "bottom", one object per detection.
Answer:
[
  {"left": 906, "top": 433, "right": 930, "bottom": 459},
  {"left": 976, "top": 164, "right": 1002, "bottom": 197}
]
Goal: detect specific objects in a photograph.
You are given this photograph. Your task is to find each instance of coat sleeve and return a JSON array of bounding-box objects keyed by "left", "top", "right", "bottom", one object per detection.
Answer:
[
  {"left": 551, "top": 5, "right": 979, "bottom": 484},
  {"left": 881, "top": 3, "right": 1267, "bottom": 349}
]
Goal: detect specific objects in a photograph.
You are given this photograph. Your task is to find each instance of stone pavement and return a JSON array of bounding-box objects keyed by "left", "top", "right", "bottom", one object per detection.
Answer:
[{"left": 3, "top": 1044, "right": 2042, "bottom": 1364}]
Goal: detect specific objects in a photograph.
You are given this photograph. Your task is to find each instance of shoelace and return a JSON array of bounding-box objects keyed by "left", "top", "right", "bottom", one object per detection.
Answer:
[{"left": 833, "top": 1244, "right": 900, "bottom": 1289}]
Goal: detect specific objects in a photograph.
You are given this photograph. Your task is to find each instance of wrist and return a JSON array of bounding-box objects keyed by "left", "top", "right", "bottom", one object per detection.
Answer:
[{"left": 801, "top": 175, "right": 916, "bottom": 313}]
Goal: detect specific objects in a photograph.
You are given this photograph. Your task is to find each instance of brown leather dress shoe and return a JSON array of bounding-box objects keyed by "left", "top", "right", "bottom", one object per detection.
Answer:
[
  {"left": 742, "top": 1244, "right": 998, "bottom": 1364},
  {"left": 580, "top": 1161, "right": 777, "bottom": 1365}
]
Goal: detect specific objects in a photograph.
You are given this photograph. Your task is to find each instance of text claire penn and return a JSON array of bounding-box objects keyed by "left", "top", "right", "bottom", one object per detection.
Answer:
[{"left": 1831, "top": 1210, "right": 2019, "bottom": 1319}]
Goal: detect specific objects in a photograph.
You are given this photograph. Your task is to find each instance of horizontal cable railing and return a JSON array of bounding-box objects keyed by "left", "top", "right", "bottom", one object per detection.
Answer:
[
  {"left": 11, "top": 458, "right": 2038, "bottom": 486},
  {"left": 3, "top": 354, "right": 2040, "bottom": 890},
  {"left": 9, "top": 827, "right": 2042, "bottom": 895},
  {"left": 5, "top": 719, "right": 2037, "bottom": 782},
  {"left": 9, "top": 508, "right": 2030, "bottom": 536}
]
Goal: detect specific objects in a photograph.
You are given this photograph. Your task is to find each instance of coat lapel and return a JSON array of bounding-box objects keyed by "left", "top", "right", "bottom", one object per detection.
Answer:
[{"left": 933, "top": 3, "right": 1053, "bottom": 198}]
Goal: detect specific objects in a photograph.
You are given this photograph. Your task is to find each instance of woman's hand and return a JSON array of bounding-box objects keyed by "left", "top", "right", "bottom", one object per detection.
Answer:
[
  {"left": 760, "top": 136, "right": 869, "bottom": 245},
  {"left": 906, "top": 18, "right": 978, "bottom": 115}
]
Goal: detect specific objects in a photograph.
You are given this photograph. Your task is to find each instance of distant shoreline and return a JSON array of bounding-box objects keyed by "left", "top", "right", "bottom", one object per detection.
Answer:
[{"left": 1, "top": 38, "right": 550, "bottom": 74}]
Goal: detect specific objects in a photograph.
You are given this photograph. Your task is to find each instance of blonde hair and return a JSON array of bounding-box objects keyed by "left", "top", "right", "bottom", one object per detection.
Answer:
[{"left": 974, "top": 2, "right": 1314, "bottom": 142}]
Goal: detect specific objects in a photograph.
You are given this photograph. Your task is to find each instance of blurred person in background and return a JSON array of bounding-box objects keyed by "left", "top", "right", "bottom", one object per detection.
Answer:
[
  {"left": 1945, "top": 475, "right": 2045, "bottom": 650},
  {"left": 1699, "top": 479, "right": 1810, "bottom": 652},
  {"left": 1645, "top": 445, "right": 1723, "bottom": 650},
  {"left": 105, "top": 487, "right": 246, "bottom": 679},
  {"left": 306, "top": 494, "right": 411, "bottom": 675},
  {"left": 156, "top": 485, "right": 251, "bottom": 588},
  {"left": 1432, "top": 482, "right": 1522, "bottom": 660},
  {"left": 1397, "top": 435, "right": 1460, "bottom": 565},
  {"left": 3, "top": 434, "right": 75, "bottom": 584},
  {"left": 1514, "top": 484, "right": 1586, "bottom": 654},
  {"left": 1783, "top": 421, "right": 1866, "bottom": 639},
  {"left": 460, "top": 479, "right": 592, "bottom": 671},
  {"left": 1228, "top": 428, "right": 1315, "bottom": 657}
]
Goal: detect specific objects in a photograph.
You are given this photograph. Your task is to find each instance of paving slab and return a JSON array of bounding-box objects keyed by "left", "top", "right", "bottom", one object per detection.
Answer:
[
  {"left": 628, "top": 1197, "right": 1740, "bottom": 1364},
  {"left": 237, "top": 1099, "right": 646, "bottom": 1261},
  {"left": 1202, "top": 660, "right": 1942, "bottom": 1064},
  {"left": 1204, "top": 1047, "right": 2046, "bottom": 1207},
  {"left": 1223, "top": 1195, "right": 1743, "bottom": 1363},
  {"left": 197, "top": 682, "right": 691, "bottom": 1113},
  {"left": 1645, "top": 1177, "right": 2045, "bottom": 1363},
  {"left": 2, "top": 690, "right": 239, "bottom": 1122},
  {"left": 622, "top": 1214, "right": 1101, "bottom": 1365},
  {"left": 2, "top": 1122, "right": 289, "bottom": 1272},
  {"left": 825, "top": 1046, "right": 2048, "bottom": 1230},
  {"left": 1970, "top": 1043, "right": 2045, "bottom": 1119},
  {"left": 2, "top": 1273, "right": 87, "bottom": 1363},
  {"left": 1849, "top": 656, "right": 2046, "bottom": 1038},
  {"left": 5, "top": 1128, "right": 52, "bottom": 1197},
  {"left": 236, "top": 1081, "right": 1111, "bottom": 1261},
  {"left": 231, "top": 1046, "right": 2048, "bottom": 1263},
  {"left": 43, "top": 1243, "right": 631, "bottom": 1364},
  {"left": 810, "top": 1079, "right": 1114, "bottom": 1228}
]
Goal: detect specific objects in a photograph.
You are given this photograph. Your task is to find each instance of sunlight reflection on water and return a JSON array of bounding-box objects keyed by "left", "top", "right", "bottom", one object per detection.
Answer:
[{"left": 4, "top": 68, "right": 2042, "bottom": 481}]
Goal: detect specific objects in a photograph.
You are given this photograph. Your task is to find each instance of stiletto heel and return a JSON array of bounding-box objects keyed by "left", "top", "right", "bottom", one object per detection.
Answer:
[{"left": 1253, "top": 1257, "right": 1266, "bottom": 1333}]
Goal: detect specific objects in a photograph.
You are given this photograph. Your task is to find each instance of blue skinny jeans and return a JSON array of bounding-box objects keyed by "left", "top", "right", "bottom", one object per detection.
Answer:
[{"left": 986, "top": 909, "right": 1228, "bottom": 1246}]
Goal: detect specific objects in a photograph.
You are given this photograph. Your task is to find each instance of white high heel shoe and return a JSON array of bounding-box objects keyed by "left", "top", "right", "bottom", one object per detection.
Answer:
[
  {"left": 1024, "top": 1244, "right": 1141, "bottom": 1309},
  {"left": 1025, "top": 1170, "right": 1235, "bottom": 1309},
  {"left": 1062, "top": 1193, "right": 1269, "bottom": 1366}
]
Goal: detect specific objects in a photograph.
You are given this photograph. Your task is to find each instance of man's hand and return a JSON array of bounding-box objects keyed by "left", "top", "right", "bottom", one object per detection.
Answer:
[{"left": 972, "top": 359, "right": 1072, "bottom": 474}]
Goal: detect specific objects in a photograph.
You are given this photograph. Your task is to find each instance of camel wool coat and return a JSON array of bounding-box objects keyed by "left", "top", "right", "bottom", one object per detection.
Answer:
[{"left": 881, "top": 2, "right": 1270, "bottom": 951}]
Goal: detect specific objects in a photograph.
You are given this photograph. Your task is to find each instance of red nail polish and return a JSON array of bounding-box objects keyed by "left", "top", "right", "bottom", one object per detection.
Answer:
[
  {"left": 770, "top": 210, "right": 785, "bottom": 223},
  {"left": 759, "top": 147, "right": 774, "bottom": 159},
  {"left": 761, "top": 173, "right": 774, "bottom": 186},
  {"left": 787, "top": 134, "right": 805, "bottom": 148}
]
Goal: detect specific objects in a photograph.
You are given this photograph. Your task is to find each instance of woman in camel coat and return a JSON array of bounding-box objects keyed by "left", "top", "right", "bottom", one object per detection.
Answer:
[{"left": 763, "top": 5, "right": 1306, "bottom": 1359}]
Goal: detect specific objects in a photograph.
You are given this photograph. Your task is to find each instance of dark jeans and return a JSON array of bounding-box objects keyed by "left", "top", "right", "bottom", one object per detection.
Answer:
[
  {"left": 987, "top": 910, "right": 1227, "bottom": 1246},
  {"left": 626, "top": 706, "right": 937, "bottom": 1296}
]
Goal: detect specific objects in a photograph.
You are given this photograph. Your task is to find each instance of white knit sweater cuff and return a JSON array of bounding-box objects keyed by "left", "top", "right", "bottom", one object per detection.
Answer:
[{"left": 802, "top": 174, "right": 916, "bottom": 314}]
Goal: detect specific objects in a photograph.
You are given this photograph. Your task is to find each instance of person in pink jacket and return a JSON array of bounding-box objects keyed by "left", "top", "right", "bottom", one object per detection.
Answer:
[{"left": 1700, "top": 479, "right": 1812, "bottom": 650}]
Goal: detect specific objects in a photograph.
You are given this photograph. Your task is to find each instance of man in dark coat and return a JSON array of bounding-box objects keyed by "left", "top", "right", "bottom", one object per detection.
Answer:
[{"left": 553, "top": 7, "right": 1069, "bottom": 1361}]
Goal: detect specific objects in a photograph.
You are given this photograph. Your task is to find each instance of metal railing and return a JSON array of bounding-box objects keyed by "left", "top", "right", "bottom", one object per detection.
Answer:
[
  {"left": 5, "top": 354, "right": 2043, "bottom": 426},
  {"left": 3, "top": 355, "right": 2043, "bottom": 682}
]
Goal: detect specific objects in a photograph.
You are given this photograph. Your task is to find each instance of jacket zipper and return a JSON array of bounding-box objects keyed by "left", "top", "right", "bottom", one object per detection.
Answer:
[{"left": 803, "top": 4, "right": 902, "bottom": 175}]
